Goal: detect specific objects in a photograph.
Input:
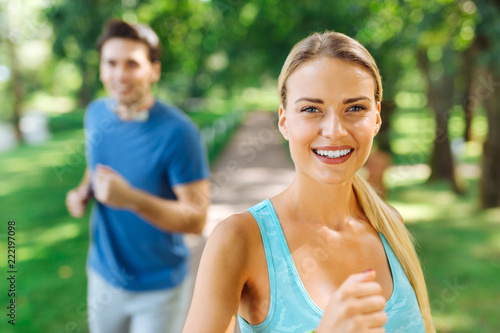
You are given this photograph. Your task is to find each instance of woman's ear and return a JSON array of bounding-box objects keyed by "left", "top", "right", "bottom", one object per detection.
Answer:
[
  {"left": 278, "top": 105, "right": 289, "bottom": 141},
  {"left": 374, "top": 102, "right": 382, "bottom": 136}
]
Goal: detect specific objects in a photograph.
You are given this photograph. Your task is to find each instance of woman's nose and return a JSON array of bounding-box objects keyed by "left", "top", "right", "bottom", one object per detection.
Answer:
[{"left": 321, "top": 112, "right": 348, "bottom": 139}]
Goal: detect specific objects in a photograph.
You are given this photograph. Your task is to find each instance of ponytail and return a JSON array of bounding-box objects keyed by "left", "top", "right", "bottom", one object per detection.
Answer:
[{"left": 352, "top": 173, "right": 436, "bottom": 333}]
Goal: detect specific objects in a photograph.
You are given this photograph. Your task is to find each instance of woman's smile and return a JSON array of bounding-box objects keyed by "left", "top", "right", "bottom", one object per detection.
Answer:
[{"left": 312, "top": 146, "right": 355, "bottom": 164}]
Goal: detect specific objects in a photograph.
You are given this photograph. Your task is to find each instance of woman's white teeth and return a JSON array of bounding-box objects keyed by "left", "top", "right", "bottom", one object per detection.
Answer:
[{"left": 315, "top": 149, "right": 352, "bottom": 158}]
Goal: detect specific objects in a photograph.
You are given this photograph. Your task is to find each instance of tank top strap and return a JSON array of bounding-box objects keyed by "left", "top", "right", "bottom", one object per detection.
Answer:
[
  {"left": 378, "top": 233, "right": 426, "bottom": 332},
  {"left": 245, "top": 199, "right": 279, "bottom": 327},
  {"left": 378, "top": 232, "right": 400, "bottom": 311},
  {"left": 241, "top": 199, "right": 322, "bottom": 332}
]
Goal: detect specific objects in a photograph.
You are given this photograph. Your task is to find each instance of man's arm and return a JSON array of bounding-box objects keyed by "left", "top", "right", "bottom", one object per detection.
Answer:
[
  {"left": 66, "top": 168, "right": 92, "bottom": 218},
  {"left": 93, "top": 164, "right": 210, "bottom": 234},
  {"left": 130, "top": 179, "right": 210, "bottom": 234}
]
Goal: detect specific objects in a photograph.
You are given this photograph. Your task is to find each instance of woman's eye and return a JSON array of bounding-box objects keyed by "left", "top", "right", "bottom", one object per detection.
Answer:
[
  {"left": 348, "top": 105, "right": 366, "bottom": 112},
  {"left": 301, "top": 106, "right": 320, "bottom": 113}
]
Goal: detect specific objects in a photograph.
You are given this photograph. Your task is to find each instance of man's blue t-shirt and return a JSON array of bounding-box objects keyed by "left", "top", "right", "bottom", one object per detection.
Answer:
[{"left": 84, "top": 99, "right": 210, "bottom": 291}]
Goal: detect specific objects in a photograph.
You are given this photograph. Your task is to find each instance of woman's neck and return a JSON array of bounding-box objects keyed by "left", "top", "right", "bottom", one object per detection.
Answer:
[{"left": 276, "top": 173, "right": 362, "bottom": 231}]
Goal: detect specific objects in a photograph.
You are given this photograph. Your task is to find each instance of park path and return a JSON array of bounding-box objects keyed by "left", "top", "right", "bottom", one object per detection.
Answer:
[
  {"left": 205, "top": 110, "right": 295, "bottom": 233},
  {"left": 184, "top": 111, "right": 295, "bottom": 330}
]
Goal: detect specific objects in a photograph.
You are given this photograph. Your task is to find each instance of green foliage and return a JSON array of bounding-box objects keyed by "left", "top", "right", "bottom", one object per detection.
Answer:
[
  {"left": 476, "top": 0, "right": 500, "bottom": 68},
  {"left": 0, "top": 0, "right": 495, "bottom": 116}
]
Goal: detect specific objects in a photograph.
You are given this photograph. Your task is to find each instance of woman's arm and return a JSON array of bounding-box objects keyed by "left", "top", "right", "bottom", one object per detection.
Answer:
[{"left": 183, "top": 214, "right": 251, "bottom": 332}]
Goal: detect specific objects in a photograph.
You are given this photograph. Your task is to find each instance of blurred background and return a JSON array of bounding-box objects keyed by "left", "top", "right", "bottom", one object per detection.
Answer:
[{"left": 0, "top": 0, "right": 499, "bottom": 332}]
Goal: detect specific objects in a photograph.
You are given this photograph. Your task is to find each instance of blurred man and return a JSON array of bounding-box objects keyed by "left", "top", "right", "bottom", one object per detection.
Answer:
[{"left": 65, "top": 19, "right": 210, "bottom": 333}]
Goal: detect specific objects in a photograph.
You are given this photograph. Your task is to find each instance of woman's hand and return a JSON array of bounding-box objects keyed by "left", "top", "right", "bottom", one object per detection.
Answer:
[{"left": 315, "top": 269, "right": 387, "bottom": 333}]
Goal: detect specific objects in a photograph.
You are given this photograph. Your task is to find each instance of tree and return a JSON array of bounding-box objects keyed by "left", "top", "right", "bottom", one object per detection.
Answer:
[
  {"left": 2, "top": 35, "right": 23, "bottom": 143},
  {"left": 418, "top": 47, "right": 460, "bottom": 192},
  {"left": 476, "top": 0, "right": 500, "bottom": 208},
  {"left": 45, "top": 0, "right": 120, "bottom": 107},
  {"left": 402, "top": 0, "right": 476, "bottom": 193},
  {"left": 0, "top": 0, "right": 50, "bottom": 143}
]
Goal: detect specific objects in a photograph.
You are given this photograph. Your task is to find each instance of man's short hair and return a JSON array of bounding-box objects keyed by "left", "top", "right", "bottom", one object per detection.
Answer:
[{"left": 97, "top": 19, "right": 162, "bottom": 63}]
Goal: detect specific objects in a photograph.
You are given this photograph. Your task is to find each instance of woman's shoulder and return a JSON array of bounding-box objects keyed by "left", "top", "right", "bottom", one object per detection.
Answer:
[
  {"left": 207, "top": 211, "right": 262, "bottom": 263},
  {"left": 185, "top": 211, "right": 264, "bottom": 332},
  {"left": 201, "top": 211, "right": 264, "bottom": 286},
  {"left": 209, "top": 211, "right": 262, "bottom": 250}
]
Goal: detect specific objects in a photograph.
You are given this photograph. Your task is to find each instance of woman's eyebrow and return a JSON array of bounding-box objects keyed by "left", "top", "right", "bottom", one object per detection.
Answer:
[
  {"left": 295, "top": 97, "right": 324, "bottom": 104},
  {"left": 343, "top": 96, "right": 371, "bottom": 104}
]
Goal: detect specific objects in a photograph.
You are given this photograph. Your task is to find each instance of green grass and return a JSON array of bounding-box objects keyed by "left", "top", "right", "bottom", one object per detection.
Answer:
[
  {"left": 387, "top": 177, "right": 500, "bottom": 332},
  {"left": 0, "top": 129, "right": 90, "bottom": 332}
]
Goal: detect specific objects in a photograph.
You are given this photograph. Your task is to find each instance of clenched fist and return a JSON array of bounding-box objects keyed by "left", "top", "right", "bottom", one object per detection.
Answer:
[
  {"left": 66, "top": 185, "right": 91, "bottom": 218},
  {"left": 93, "top": 164, "right": 135, "bottom": 209},
  {"left": 315, "top": 269, "right": 388, "bottom": 333}
]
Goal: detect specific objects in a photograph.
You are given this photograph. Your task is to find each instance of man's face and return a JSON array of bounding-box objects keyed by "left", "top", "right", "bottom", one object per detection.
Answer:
[{"left": 100, "top": 38, "right": 160, "bottom": 107}]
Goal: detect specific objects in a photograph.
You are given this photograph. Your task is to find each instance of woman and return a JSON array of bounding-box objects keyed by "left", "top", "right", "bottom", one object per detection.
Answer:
[{"left": 184, "top": 31, "right": 435, "bottom": 333}]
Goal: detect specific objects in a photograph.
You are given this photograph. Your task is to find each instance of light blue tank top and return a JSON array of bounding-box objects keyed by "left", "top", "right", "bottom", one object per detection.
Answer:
[{"left": 238, "top": 199, "right": 426, "bottom": 333}]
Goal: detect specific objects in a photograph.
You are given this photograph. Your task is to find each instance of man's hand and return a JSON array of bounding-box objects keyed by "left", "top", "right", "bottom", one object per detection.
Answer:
[
  {"left": 66, "top": 186, "right": 91, "bottom": 218},
  {"left": 92, "top": 164, "right": 209, "bottom": 233},
  {"left": 93, "top": 164, "right": 134, "bottom": 209}
]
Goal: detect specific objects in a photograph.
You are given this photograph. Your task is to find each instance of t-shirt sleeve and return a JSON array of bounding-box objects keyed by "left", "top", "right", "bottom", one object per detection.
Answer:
[{"left": 166, "top": 120, "right": 210, "bottom": 187}]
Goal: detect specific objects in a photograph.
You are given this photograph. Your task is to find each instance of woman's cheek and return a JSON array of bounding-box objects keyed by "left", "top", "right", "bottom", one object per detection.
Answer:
[{"left": 289, "top": 120, "right": 318, "bottom": 137}]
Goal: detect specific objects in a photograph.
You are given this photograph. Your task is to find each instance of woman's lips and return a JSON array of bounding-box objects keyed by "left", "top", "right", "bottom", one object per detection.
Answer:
[{"left": 312, "top": 147, "right": 354, "bottom": 164}]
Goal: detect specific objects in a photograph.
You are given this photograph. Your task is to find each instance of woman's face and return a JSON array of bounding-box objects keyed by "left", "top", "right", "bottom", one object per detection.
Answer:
[{"left": 279, "top": 57, "right": 381, "bottom": 185}]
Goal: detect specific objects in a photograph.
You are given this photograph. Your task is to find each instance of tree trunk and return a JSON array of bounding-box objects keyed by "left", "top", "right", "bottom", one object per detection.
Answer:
[
  {"left": 78, "top": 61, "right": 94, "bottom": 107},
  {"left": 480, "top": 68, "right": 500, "bottom": 208},
  {"left": 418, "top": 50, "right": 460, "bottom": 193},
  {"left": 428, "top": 74, "right": 459, "bottom": 188},
  {"left": 378, "top": 99, "right": 395, "bottom": 154},
  {"left": 6, "top": 37, "right": 24, "bottom": 143},
  {"left": 462, "top": 46, "right": 475, "bottom": 142}
]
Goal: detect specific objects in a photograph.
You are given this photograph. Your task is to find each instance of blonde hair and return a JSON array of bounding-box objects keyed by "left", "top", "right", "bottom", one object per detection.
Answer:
[
  {"left": 278, "top": 31, "right": 382, "bottom": 107},
  {"left": 278, "top": 31, "right": 435, "bottom": 333}
]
